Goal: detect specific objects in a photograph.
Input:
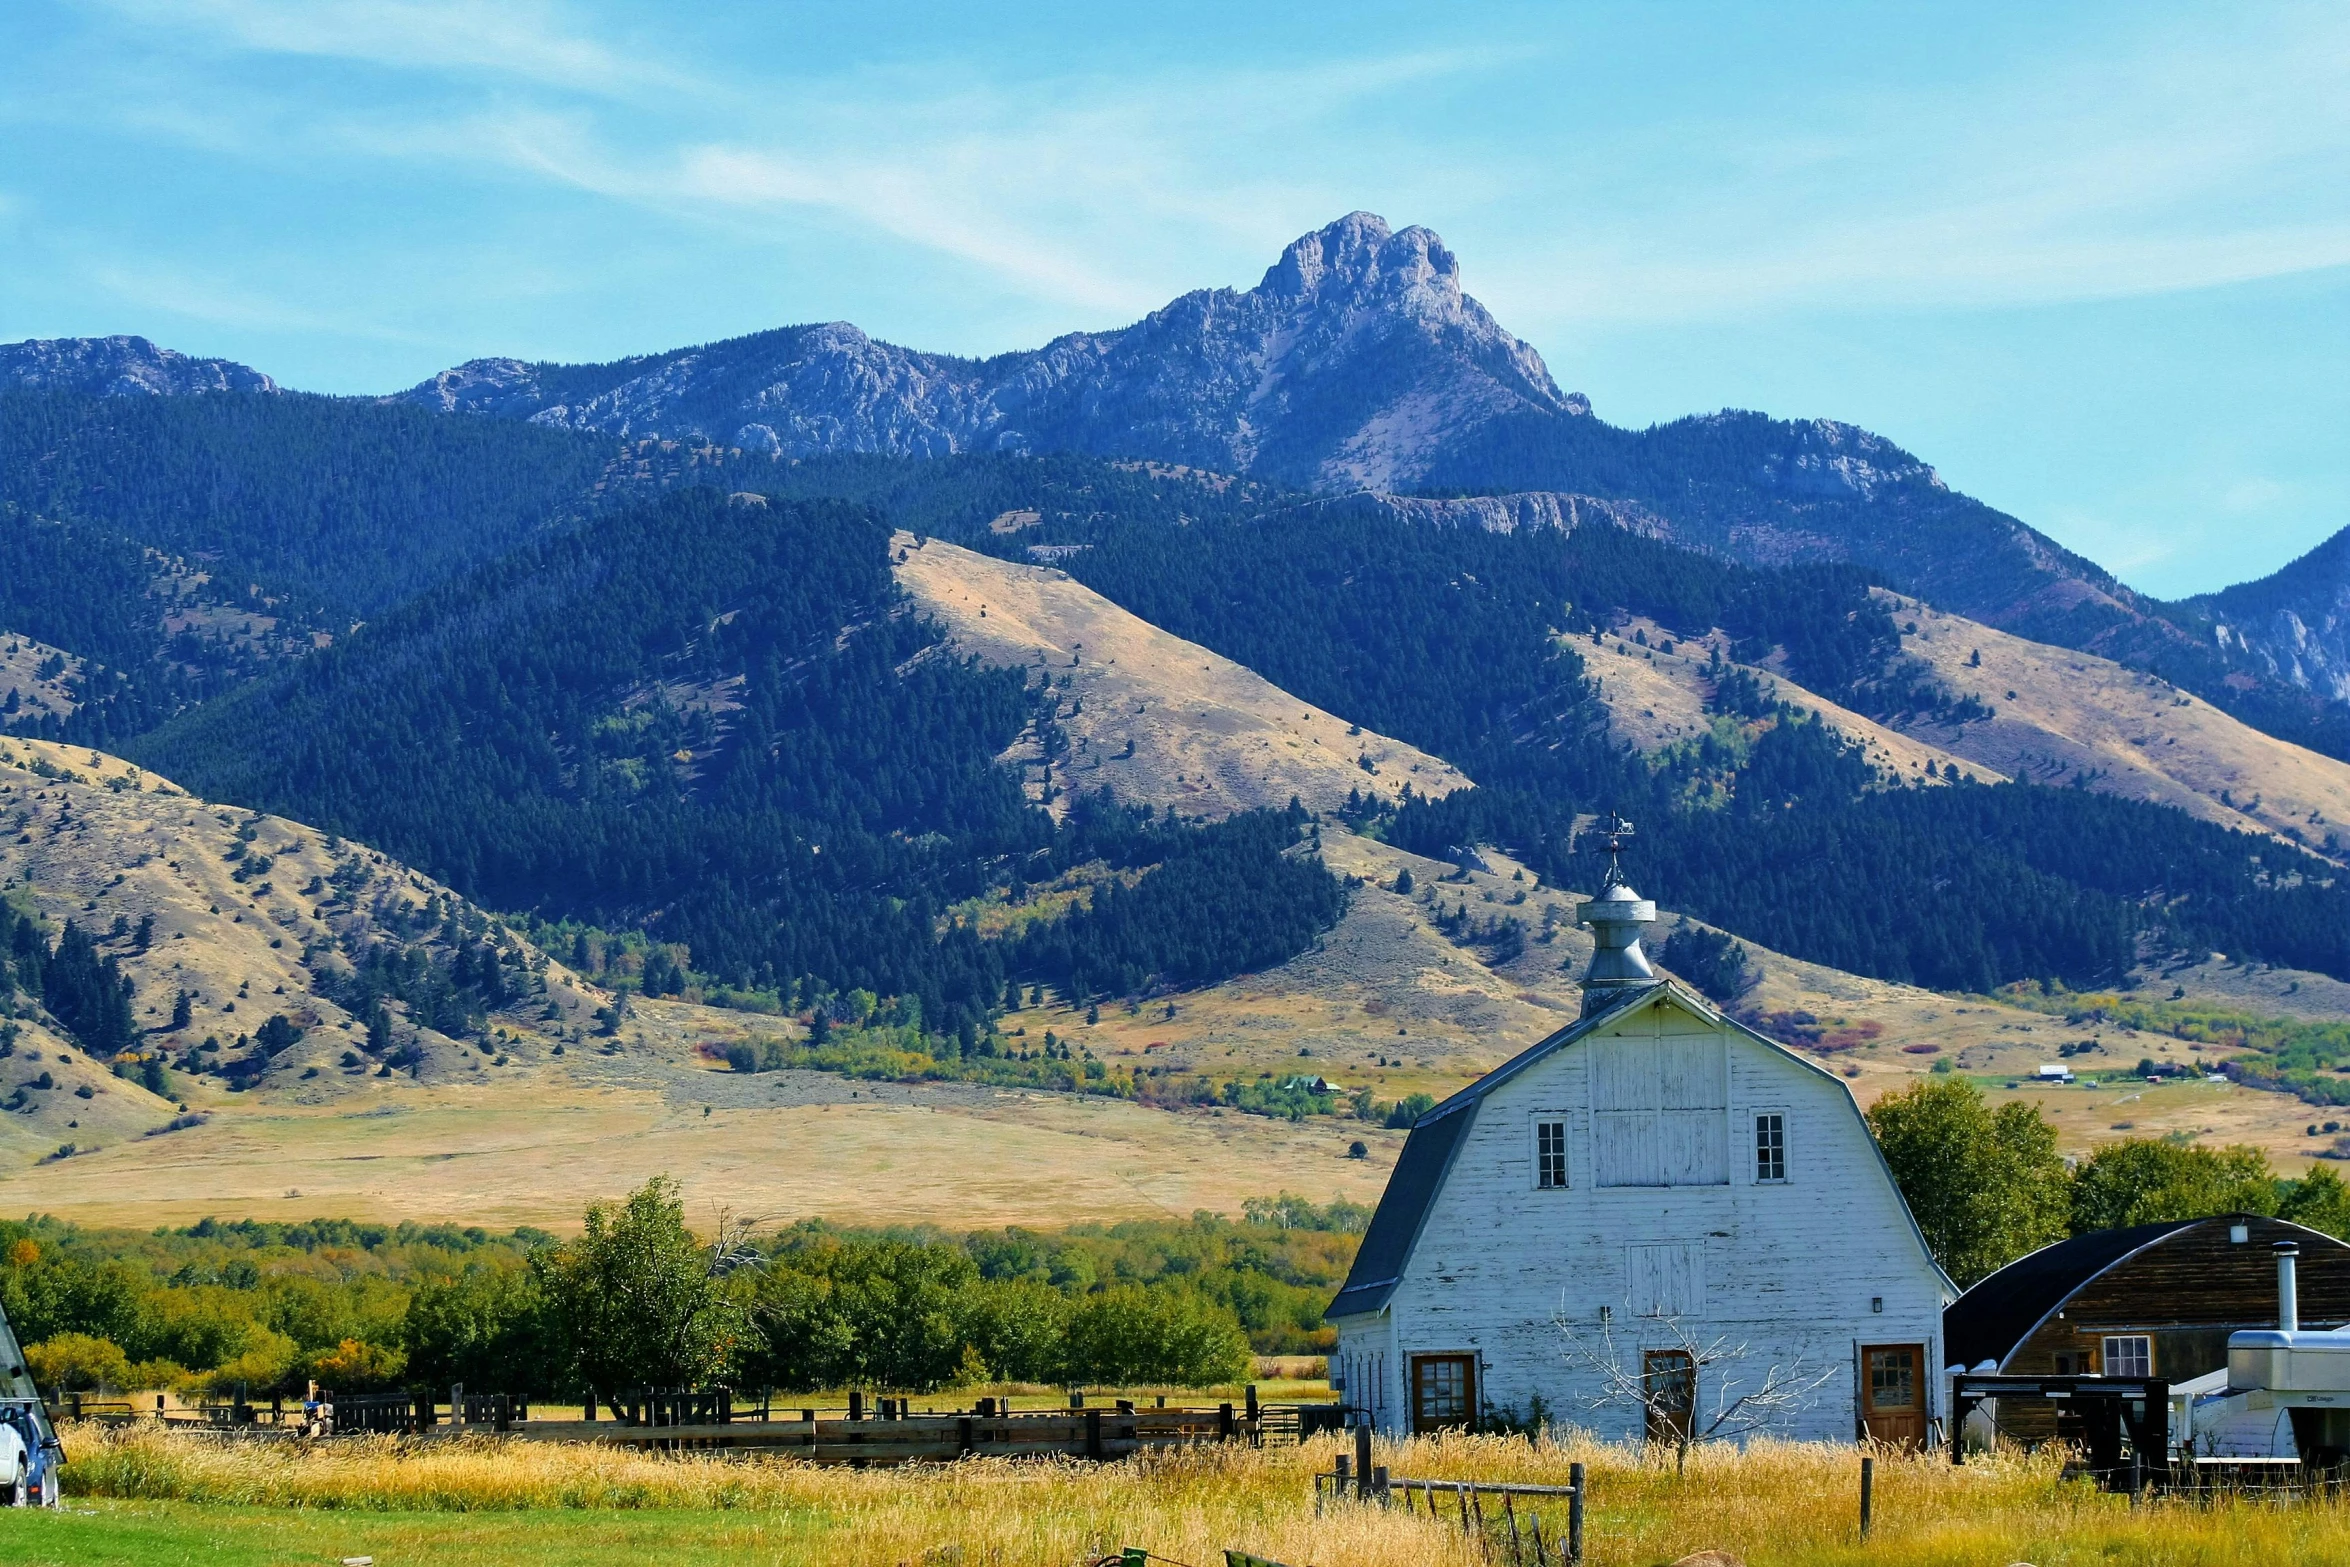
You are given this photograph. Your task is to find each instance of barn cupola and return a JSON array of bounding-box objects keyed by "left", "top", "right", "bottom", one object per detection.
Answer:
[{"left": 1575, "top": 813, "right": 1660, "bottom": 1017}]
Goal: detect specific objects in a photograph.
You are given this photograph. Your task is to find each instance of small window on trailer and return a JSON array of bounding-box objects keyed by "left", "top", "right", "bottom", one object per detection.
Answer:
[{"left": 1534, "top": 1116, "right": 1568, "bottom": 1189}]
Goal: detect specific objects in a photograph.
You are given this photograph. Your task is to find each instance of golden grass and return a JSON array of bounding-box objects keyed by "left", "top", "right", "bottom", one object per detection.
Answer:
[{"left": 55, "top": 1423, "right": 2350, "bottom": 1566}]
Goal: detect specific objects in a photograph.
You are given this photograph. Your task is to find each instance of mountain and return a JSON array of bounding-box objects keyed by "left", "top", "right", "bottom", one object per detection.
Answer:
[
  {"left": 398, "top": 212, "right": 1584, "bottom": 491},
  {"left": 2168, "top": 525, "right": 2350, "bottom": 708},
  {"left": 0, "top": 335, "right": 274, "bottom": 397},
  {"left": 380, "top": 212, "right": 2350, "bottom": 752}
]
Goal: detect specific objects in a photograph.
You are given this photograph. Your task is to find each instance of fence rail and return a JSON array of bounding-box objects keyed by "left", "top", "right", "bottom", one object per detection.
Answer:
[
  {"left": 1315, "top": 1449, "right": 1585, "bottom": 1567},
  {"left": 51, "top": 1388, "right": 1324, "bottom": 1465}
]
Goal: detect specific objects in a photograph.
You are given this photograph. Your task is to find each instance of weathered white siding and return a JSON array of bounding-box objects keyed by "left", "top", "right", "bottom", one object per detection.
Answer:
[{"left": 1335, "top": 989, "right": 1948, "bottom": 1443}]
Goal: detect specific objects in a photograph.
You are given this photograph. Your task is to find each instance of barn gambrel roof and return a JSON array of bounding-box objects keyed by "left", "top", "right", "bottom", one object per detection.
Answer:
[{"left": 1326, "top": 977, "right": 1954, "bottom": 1320}]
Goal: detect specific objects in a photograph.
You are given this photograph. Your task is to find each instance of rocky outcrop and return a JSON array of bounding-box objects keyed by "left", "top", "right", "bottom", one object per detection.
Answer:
[
  {"left": 2172, "top": 526, "right": 2350, "bottom": 705},
  {"left": 0, "top": 335, "right": 275, "bottom": 397},
  {"left": 396, "top": 213, "right": 1588, "bottom": 491},
  {"left": 1296, "top": 488, "right": 1671, "bottom": 539}
]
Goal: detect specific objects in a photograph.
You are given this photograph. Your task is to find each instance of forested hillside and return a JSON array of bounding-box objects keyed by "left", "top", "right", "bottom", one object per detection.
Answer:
[
  {"left": 1002, "top": 509, "right": 2350, "bottom": 994},
  {"left": 133, "top": 489, "right": 1347, "bottom": 1042},
  {"left": 0, "top": 367, "right": 2339, "bottom": 1022},
  {"left": 0, "top": 390, "right": 612, "bottom": 617}
]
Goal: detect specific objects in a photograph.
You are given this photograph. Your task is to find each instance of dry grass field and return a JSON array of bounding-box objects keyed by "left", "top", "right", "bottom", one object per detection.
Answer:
[{"left": 14, "top": 1423, "right": 2350, "bottom": 1566}]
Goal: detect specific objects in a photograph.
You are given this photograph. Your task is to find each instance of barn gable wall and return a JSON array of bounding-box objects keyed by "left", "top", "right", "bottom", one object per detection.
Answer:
[{"left": 1345, "top": 987, "right": 1947, "bottom": 1441}]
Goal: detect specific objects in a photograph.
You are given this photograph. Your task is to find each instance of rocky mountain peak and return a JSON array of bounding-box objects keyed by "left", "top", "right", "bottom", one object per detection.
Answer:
[
  {"left": 1258, "top": 211, "right": 1459, "bottom": 307},
  {"left": 0, "top": 335, "right": 276, "bottom": 397},
  {"left": 390, "top": 214, "right": 1583, "bottom": 490}
]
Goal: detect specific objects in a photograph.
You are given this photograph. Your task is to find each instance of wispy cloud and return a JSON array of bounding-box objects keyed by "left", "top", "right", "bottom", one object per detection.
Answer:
[
  {"left": 39, "top": 0, "right": 2350, "bottom": 336},
  {"left": 1483, "top": 6, "right": 2350, "bottom": 327},
  {"left": 97, "top": 0, "right": 695, "bottom": 97}
]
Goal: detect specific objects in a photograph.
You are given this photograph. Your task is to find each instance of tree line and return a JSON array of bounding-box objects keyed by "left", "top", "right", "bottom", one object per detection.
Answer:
[
  {"left": 1868, "top": 1075, "right": 2350, "bottom": 1288},
  {"left": 1, "top": 1186, "right": 1368, "bottom": 1399}
]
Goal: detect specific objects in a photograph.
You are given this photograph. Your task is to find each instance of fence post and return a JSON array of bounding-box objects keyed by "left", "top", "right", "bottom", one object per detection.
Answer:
[
  {"left": 1355, "top": 1419, "right": 1373, "bottom": 1500},
  {"left": 1086, "top": 1407, "right": 1104, "bottom": 1460},
  {"left": 849, "top": 1388, "right": 864, "bottom": 1422},
  {"left": 1860, "top": 1455, "right": 1875, "bottom": 1539},
  {"left": 1568, "top": 1462, "right": 1585, "bottom": 1566}
]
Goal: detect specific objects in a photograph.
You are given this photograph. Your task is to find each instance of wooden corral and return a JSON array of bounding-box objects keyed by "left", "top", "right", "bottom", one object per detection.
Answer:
[
  {"left": 507, "top": 1404, "right": 1256, "bottom": 1461},
  {"left": 53, "top": 1388, "right": 1301, "bottom": 1465}
]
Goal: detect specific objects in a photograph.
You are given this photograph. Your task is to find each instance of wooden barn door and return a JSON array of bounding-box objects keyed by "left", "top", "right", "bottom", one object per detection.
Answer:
[
  {"left": 1643, "top": 1350, "right": 1695, "bottom": 1445},
  {"left": 1409, "top": 1354, "right": 1476, "bottom": 1433},
  {"left": 1860, "top": 1344, "right": 1926, "bottom": 1449}
]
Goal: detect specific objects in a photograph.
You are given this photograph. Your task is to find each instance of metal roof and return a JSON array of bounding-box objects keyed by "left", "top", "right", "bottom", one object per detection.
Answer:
[{"left": 1941, "top": 1220, "right": 2199, "bottom": 1370}]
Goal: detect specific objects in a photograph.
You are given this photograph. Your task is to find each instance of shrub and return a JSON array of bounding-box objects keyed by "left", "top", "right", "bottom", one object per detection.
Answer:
[
  {"left": 306, "top": 1337, "right": 409, "bottom": 1392},
  {"left": 26, "top": 1331, "right": 131, "bottom": 1390}
]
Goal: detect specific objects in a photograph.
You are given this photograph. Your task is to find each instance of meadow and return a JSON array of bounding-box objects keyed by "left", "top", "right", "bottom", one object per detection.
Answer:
[{"left": 11, "top": 1424, "right": 2350, "bottom": 1566}]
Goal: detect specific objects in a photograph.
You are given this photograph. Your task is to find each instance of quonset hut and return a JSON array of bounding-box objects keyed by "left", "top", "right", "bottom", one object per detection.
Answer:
[{"left": 1325, "top": 826, "right": 1952, "bottom": 1444}]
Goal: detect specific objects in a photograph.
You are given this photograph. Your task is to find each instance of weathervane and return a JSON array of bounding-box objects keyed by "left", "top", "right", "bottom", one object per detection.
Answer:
[{"left": 1596, "top": 812, "right": 1635, "bottom": 890}]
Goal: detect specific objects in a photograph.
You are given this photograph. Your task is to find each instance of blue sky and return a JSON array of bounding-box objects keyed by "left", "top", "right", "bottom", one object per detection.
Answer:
[{"left": 3, "top": 1, "right": 2343, "bottom": 600}]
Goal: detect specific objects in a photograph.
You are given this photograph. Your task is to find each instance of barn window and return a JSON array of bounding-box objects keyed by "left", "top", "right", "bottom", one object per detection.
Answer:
[
  {"left": 1754, "top": 1112, "right": 1786, "bottom": 1182},
  {"left": 1535, "top": 1118, "right": 1569, "bottom": 1189},
  {"left": 2102, "top": 1335, "right": 2153, "bottom": 1378}
]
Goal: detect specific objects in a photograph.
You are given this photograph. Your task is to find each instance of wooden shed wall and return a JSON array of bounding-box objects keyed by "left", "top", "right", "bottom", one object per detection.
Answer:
[{"left": 1995, "top": 1216, "right": 2350, "bottom": 1443}]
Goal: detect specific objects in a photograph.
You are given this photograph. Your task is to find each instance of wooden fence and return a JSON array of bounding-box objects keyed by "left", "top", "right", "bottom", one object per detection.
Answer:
[
  {"left": 52, "top": 1386, "right": 1321, "bottom": 1465},
  {"left": 1315, "top": 1446, "right": 1585, "bottom": 1567}
]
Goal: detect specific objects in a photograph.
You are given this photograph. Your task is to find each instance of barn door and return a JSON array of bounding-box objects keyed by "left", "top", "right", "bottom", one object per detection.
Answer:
[
  {"left": 1409, "top": 1354, "right": 1476, "bottom": 1434},
  {"left": 1859, "top": 1343, "right": 1927, "bottom": 1450},
  {"left": 1643, "top": 1349, "right": 1695, "bottom": 1446}
]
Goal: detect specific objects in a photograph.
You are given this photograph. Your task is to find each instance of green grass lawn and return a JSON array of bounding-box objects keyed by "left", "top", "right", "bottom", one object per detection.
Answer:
[{"left": 0, "top": 1502, "right": 840, "bottom": 1567}]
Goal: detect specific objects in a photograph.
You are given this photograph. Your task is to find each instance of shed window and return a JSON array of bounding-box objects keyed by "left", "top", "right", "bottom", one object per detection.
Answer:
[
  {"left": 1535, "top": 1119, "right": 1569, "bottom": 1189},
  {"left": 1754, "top": 1112, "right": 1786, "bottom": 1183},
  {"left": 2102, "top": 1335, "right": 2153, "bottom": 1378}
]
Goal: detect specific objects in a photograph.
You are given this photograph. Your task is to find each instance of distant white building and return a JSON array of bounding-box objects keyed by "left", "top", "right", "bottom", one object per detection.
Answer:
[{"left": 1326, "top": 830, "right": 1953, "bottom": 1444}]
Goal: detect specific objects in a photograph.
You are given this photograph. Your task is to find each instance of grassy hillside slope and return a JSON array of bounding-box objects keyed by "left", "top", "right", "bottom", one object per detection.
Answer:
[
  {"left": 1883, "top": 592, "right": 2350, "bottom": 857},
  {"left": 894, "top": 534, "right": 1470, "bottom": 818}
]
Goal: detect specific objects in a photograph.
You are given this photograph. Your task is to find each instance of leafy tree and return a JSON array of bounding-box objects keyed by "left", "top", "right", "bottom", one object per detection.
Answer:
[
  {"left": 534, "top": 1177, "right": 741, "bottom": 1395},
  {"left": 2069, "top": 1139, "right": 2280, "bottom": 1233},
  {"left": 1061, "top": 1286, "right": 1250, "bottom": 1386},
  {"left": 1866, "top": 1078, "right": 2070, "bottom": 1286},
  {"left": 23, "top": 1331, "right": 131, "bottom": 1391},
  {"left": 403, "top": 1267, "right": 554, "bottom": 1393},
  {"left": 2281, "top": 1165, "right": 2350, "bottom": 1241},
  {"left": 1385, "top": 1093, "right": 1436, "bottom": 1130}
]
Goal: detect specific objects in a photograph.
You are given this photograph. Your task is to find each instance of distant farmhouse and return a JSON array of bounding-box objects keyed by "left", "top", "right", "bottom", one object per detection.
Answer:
[{"left": 1327, "top": 826, "right": 1952, "bottom": 1444}]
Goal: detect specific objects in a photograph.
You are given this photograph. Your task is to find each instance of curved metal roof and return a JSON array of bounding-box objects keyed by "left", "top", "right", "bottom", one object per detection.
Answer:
[{"left": 1942, "top": 1220, "right": 2200, "bottom": 1370}]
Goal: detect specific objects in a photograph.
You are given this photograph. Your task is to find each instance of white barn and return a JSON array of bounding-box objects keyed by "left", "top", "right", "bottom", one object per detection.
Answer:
[{"left": 1327, "top": 851, "right": 1953, "bottom": 1445}]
